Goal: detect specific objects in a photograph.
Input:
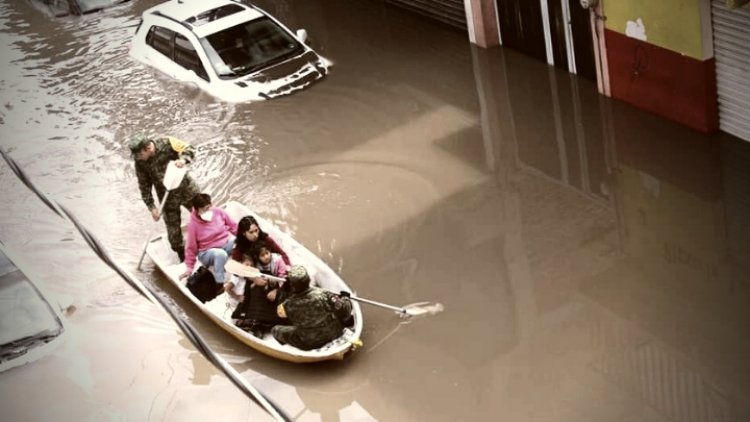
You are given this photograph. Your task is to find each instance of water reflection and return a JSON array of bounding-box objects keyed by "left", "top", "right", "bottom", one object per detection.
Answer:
[
  {"left": 1, "top": 0, "right": 749, "bottom": 420},
  {"left": 469, "top": 43, "right": 749, "bottom": 421}
]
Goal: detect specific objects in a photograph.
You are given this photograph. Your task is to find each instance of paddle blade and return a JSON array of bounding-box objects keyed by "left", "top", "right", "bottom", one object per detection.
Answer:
[
  {"left": 224, "top": 259, "right": 262, "bottom": 279},
  {"left": 163, "top": 160, "right": 187, "bottom": 190},
  {"left": 401, "top": 302, "right": 444, "bottom": 319}
]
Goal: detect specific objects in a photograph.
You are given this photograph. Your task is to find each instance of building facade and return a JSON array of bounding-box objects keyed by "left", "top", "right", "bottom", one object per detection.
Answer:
[{"left": 384, "top": 0, "right": 750, "bottom": 141}]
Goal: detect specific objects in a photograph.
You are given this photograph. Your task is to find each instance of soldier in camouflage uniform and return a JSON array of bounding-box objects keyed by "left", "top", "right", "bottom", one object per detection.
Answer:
[
  {"left": 130, "top": 134, "right": 200, "bottom": 261},
  {"left": 272, "top": 265, "right": 351, "bottom": 351}
]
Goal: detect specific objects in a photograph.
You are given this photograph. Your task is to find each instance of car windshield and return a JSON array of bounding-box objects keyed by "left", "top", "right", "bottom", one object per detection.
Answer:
[
  {"left": 0, "top": 251, "right": 63, "bottom": 359},
  {"left": 200, "top": 16, "right": 303, "bottom": 79},
  {"left": 75, "top": 0, "right": 127, "bottom": 14}
]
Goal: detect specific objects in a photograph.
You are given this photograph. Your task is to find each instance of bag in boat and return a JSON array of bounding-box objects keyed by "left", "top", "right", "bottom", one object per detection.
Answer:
[
  {"left": 186, "top": 266, "right": 221, "bottom": 303},
  {"left": 232, "top": 283, "right": 288, "bottom": 333},
  {"left": 331, "top": 292, "right": 354, "bottom": 327}
]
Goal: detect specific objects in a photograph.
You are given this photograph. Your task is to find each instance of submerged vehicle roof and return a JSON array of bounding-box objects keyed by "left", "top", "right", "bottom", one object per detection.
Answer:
[
  {"left": 0, "top": 242, "right": 65, "bottom": 373},
  {"left": 146, "top": 0, "right": 265, "bottom": 37}
]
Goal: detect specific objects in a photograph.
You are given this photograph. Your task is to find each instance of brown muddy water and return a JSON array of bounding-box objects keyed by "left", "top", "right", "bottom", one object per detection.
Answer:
[{"left": 1, "top": 0, "right": 750, "bottom": 421}]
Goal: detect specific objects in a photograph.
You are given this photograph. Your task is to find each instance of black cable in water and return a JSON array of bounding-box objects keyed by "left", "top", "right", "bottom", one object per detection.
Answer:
[{"left": 0, "top": 148, "right": 290, "bottom": 422}]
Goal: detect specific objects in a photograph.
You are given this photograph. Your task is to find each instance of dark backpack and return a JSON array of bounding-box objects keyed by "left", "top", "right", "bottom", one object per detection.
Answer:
[
  {"left": 232, "top": 283, "right": 287, "bottom": 324},
  {"left": 186, "top": 266, "right": 221, "bottom": 303},
  {"left": 329, "top": 292, "right": 354, "bottom": 328}
]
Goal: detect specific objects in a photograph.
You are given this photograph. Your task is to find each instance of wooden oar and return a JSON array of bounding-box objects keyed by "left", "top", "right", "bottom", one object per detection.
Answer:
[
  {"left": 225, "top": 259, "right": 285, "bottom": 282},
  {"left": 137, "top": 161, "right": 188, "bottom": 270},
  {"left": 224, "top": 260, "right": 443, "bottom": 318}
]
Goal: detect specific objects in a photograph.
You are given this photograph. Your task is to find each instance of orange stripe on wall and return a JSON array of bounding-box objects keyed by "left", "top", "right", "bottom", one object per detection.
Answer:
[{"left": 605, "top": 29, "right": 718, "bottom": 133}]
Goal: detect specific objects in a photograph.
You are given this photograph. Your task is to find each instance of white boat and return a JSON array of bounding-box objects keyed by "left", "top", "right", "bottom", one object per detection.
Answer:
[{"left": 145, "top": 201, "right": 364, "bottom": 363}]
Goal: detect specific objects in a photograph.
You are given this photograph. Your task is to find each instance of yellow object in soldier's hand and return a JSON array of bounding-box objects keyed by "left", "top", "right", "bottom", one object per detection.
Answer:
[{"left": 167, "top": 136, "right": 189, "bottom": 153}]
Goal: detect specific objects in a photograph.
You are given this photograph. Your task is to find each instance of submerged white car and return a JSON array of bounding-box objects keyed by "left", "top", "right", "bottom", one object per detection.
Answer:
[
  {"left": 31, "top": 0, "right": 132, "bottom": 17},
  {"left": 0, "top": 243, "right": 66, "bottom": 374},
  {"left": 129, "top": 0, "right": 330, "bottom": 102}
]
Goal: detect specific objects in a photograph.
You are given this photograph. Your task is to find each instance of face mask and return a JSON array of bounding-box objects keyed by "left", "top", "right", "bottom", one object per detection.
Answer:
[{"left": 200, "top": 210, "right": 213, "bottom": 221}]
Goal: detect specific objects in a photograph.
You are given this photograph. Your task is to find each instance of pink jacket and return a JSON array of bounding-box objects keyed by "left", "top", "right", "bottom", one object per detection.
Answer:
[
  {"left": 257, "top": 252, "right": 288, "bottom": 278},
  {"left": 184, "top": 207, "right": 238, "bottom": 272}
]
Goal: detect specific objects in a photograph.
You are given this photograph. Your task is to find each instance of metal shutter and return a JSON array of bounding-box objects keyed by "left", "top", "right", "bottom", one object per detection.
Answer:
[
  {"left": 385, "top": 0, "right": 467, "bottom": 30},
  {"left": 711, "top": 0, "right": 750, "bottom": 142}
]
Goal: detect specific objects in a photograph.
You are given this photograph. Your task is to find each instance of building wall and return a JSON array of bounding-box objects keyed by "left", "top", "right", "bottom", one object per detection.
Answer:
[
  {"left": 605, "top": 0, "right": 706, "bottom": 58},
  {"left": 602, "top": 0, "right": 718, "bottom": 133}
]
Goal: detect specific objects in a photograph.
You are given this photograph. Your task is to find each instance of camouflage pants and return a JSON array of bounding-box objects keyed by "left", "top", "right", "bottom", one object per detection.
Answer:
[
  {"left": 161, "top": 186, "right": 198, "bottom": 253},
  {"left": 271, "top": 324, "right": 342, "bottom": 351}
]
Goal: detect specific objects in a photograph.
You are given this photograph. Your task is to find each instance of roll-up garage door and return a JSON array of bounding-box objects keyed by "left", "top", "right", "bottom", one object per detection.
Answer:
[
  {"left": 711, "top": 0, "right": 750, "bottom": 142},
  {"left": 386, "top": 0, "right": 467, "bottom": 30}
]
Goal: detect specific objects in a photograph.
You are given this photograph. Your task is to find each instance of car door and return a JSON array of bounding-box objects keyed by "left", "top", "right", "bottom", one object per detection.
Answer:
[
  {"left": 141, "top": 24, "right": 184, "bottom": 79},
  {"left": 173, "top": 33, "right": 213, "bottom": 89},
  {"left": 142, "top": 23, "right": 213, "bottom": 92}
]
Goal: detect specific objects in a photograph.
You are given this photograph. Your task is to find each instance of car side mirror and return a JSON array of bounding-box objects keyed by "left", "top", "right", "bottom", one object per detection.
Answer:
[
  {"left": 296, "top": 29, "right": 308, "bottom": 44},
  {"left": 55, "top": 293, "right": 75, "bottom": 315}
]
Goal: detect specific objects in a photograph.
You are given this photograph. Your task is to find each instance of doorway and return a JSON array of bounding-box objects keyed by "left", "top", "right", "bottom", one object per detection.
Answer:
[{"left": 496, "top": 0, "right": 547, "bottom": 62}]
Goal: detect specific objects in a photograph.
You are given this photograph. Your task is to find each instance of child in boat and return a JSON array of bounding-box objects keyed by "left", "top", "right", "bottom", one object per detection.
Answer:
[
  {"left": 232, "top": 215, "right": 290, "bottom": 265},
  {"left": 224, "top": 251, "right": 254, "bottom": 311},
  {"left": 231, "top": 242, "right": 290, "bottom": 336},
  {"left": 252, "top": 241, "right": 289, "bottom": 302}
]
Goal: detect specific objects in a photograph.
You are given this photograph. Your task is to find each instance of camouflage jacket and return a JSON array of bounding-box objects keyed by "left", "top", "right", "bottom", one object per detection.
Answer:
[
  {"left": 280, "top": 287, "right": 342, "bottom": 332},
  {"left": 134, "top": 137, "right": 198, "bottom": 209}
]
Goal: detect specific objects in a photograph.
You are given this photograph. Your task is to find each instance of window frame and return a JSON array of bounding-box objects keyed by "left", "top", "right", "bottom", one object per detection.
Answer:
[
  {"left": 174, "top": 33, "right": 210, "bottom": 82},
  {"left": 145, "top": 24, "right": 176, "bottom": 60}
]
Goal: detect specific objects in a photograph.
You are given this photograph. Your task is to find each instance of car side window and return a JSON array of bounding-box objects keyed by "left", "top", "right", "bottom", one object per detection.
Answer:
[
  {"left": 145, "top": 25, "right": 174, "bottom": 59},
  {"left": 47, "top": 0, "right": 77, "bottom": 16},
  {"left": 174, "top": 34, "right": 210, "bottom": 82}
]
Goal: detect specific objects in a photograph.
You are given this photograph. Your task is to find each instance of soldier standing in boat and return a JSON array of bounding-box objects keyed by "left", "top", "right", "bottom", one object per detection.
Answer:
[
  {"left": 272, "top": 265, "right": 352, "bottom": 350},
  {"left": 129, "top": 134, "right": 200, "bottom": 262}
]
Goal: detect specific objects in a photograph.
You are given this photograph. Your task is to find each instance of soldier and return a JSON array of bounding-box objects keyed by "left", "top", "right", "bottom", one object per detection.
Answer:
[
  {"left": 272, "top": 265, "right": 352, "bottom": 350},
  {"left": 130, "top": 134, "right": 200, "bottom": 262}
]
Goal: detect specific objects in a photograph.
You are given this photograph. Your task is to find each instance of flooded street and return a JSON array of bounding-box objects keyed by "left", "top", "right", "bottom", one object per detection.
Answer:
[{"left": 2, "top": 0, "right": 750, "bottom": 420}]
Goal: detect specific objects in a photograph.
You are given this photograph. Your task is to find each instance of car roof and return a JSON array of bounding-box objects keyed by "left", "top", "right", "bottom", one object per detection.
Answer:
[{"left": 147, "top": 0, "right": 265, "bottom": 38}]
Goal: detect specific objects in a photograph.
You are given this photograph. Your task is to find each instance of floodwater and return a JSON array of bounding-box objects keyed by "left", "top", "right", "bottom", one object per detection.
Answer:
[{"left": 1, "top": 0, "right": 750, "bottom": 420}]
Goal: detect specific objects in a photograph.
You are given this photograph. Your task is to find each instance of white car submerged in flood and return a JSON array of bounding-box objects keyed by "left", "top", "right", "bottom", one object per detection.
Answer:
[
  {"left": 31, "top": 0, "right": 132, "bottom": 17},
  {"left": 129, "top": 0, "right": 330, "bottom": 102},
  {"left": 0, "top": 243, "right": 66, "bottom": 374}
]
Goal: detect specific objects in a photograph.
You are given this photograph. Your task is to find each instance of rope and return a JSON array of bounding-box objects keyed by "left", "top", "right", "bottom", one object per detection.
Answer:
[{"left": 0, "top": 148, "right": 290, "bottom": 422}]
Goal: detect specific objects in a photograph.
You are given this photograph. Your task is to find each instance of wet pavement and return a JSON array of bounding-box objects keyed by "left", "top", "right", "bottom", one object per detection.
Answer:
[{"left": 1, "top": 0, "right": 749, "bottom": 420}]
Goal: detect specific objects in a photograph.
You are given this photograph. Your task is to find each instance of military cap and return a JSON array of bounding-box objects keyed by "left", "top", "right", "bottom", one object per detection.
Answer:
[
  {"left": 128, "top": 133, "right": 149, "bottom": 156},
  {"left": 286, "top": 265, "right": 310, "bottom": 293}
]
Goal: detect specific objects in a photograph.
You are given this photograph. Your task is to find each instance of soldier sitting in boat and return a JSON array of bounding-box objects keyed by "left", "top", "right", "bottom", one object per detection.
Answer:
[{"left": 272, "top": 265, "right": 353, "bottom": 351}]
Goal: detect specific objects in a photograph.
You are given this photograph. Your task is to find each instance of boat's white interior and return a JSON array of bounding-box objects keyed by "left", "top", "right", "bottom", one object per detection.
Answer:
[{"left": 146, "top": 201, "right": 363, "bottom": 359}]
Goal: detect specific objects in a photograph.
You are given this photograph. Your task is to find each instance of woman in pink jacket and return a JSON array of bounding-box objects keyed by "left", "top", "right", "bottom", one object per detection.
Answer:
[{"left": 180, "top": 193, "right": 238, "bottom": 284}]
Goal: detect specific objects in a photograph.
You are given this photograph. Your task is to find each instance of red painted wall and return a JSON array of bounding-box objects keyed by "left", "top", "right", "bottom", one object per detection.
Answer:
[{"left": 605, "top": 29, "right": 718, "bottom": 133}]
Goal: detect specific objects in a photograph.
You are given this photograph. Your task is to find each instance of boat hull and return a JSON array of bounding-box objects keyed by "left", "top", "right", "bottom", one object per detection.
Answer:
[{"left": 145, "top": 201, "right": 363, "bottom": 363}]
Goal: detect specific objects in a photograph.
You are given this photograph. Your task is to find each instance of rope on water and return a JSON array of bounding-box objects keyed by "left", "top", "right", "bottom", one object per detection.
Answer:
[{"left": 0, "top": 148, "right": 290, "bottom": 422}]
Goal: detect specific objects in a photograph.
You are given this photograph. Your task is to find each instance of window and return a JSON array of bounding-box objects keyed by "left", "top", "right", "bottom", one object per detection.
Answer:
[
  {"left": 146, "top": 25, "right": 174, "bottom": 59},
  {"left": 75, "top": 0, "right": 128, "bottom": 14},
  {"left": 45, "top": 0, "right": 76, "bottom": 15},
  {"left": 202, "top": 17, "right": 302, "bottom": 79},
  {"left": 0, "top": 250, "right": 63, "bottom": 355},
  {"left": 175, "top": 34, "right": 209, "bottom": 81}
]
